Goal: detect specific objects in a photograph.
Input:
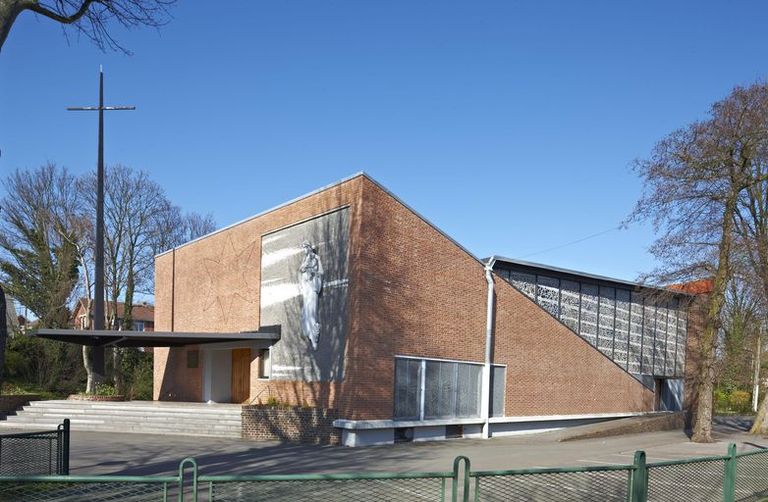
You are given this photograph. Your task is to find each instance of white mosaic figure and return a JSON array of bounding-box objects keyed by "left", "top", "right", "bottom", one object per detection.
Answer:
[{"left": 299, "top": 240, "right": 323, "bottom": 349}]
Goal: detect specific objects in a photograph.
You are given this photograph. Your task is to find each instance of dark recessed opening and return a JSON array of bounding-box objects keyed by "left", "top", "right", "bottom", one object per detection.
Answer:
[
  {"left": 446, "top": 425, "right": 463, "bottom": 439},
  {"left": 394, "top": 427, "right": 414, "bottom": 443}
]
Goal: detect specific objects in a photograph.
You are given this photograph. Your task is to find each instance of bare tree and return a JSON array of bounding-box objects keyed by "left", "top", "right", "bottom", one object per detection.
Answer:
[
  {"left": 0, "top": 164, "right": 84, "bottom": 329},
  {"left": 717, "top": 83, "right": 768, "bottom": 433},
  {"left": 79, "top": 165, "right": 215, "bottom": 393},
  {"left": 0, "top": 0, "right": 175, "bottom": 54},
  {"left": 631, "top": 84, "right": 760, "bottom": 442}
]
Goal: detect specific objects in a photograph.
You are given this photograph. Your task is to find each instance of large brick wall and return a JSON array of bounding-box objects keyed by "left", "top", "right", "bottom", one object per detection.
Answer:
[
  {"left": 153, "top": 177, "right": 364, "bottom": 403},
  {"left": 338, "top": 177, "right": 488, "bottom": 420},
  {"left": 342, "top": 177, "right": 655, "bottom": 419}
]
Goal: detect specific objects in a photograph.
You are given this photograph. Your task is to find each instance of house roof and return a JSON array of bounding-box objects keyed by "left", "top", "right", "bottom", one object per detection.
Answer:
[
  {"left": 34, "top": 326, "right": 281, "bottom": 348},
  {"left": 75, "top": 299, "right": 154, "bottom": 322}
]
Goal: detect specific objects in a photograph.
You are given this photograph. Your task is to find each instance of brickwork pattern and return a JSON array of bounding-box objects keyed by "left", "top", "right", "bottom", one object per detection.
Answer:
[
  {"left": 343, "top": 176, "right": 655, "bottom": 419},
  {"left": 154, "top": 177, "right": 364, "bottom": 403},
  {"left": 241, "top": 405, "right": 340, "bottom": 445}
]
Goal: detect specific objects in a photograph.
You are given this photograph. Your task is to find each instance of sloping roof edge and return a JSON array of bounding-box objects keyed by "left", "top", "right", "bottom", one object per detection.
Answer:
[{"left": 491, "top": 256, "right": 695, "bottom": 297}]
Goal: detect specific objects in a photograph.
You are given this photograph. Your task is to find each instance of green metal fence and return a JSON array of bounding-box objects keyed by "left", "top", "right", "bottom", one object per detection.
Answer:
[
  {"left": 0, "top": 418, "right": 70, "bottom": 476},
  {"left": 0, "top": 443, "right": 766, "bottom": 501}
]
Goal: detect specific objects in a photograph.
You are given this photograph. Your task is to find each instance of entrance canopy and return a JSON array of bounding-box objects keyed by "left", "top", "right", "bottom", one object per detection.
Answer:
[{"left": 34, "top": 326, "right": 281, "bottom": 348}]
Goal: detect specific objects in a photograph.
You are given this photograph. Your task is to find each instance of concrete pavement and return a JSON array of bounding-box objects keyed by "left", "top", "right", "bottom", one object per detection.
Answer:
[{"left": 59, "top": 416, "right": 768, "bottom": 476}]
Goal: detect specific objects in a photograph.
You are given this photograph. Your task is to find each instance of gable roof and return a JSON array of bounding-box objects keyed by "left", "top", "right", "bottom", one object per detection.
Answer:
[{"left": 74, "top": 299, "right": 155, "bottom": 322}]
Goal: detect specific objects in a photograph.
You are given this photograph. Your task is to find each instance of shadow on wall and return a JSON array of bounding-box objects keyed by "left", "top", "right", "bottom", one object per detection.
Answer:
[{"left": 158, "top": 347, "right": 200, "bottom": 402}]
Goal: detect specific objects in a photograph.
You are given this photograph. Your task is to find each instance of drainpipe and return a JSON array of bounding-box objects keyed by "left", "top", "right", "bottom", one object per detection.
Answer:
[{"left": 481, "top": 256, "right": 496, "bottom": 439}]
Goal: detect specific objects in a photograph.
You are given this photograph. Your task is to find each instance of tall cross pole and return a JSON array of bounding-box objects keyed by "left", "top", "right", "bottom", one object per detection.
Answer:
[{"left": 68, "top": 67, "right": 135, "bottom": 381}]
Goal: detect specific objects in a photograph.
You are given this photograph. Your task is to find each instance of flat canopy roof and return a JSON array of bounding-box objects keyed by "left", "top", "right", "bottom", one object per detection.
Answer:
[{"left": 34, "top": 326, "right": 281, "bottom": 347}]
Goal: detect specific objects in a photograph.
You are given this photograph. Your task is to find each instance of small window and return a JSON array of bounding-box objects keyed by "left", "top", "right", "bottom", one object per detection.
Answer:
[
  {"left": 258, "top": 348, "right": 270, "bottom": 379},
  {"left": 186, "top": 350, "right": 199, "bottom": 369}
]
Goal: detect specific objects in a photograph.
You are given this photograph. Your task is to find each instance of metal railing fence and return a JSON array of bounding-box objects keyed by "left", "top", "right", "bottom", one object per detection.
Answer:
[
  {"left": 0, "top": 418, "right": 69, "bottom": 476},
  {"left": 0, "top": 442, "right": 766, "bottom": 501}
]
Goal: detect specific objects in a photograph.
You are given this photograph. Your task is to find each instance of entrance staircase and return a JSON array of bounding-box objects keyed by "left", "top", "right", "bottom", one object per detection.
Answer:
[{"left": 0, "top": 400, "right": 242, "bottom": 438}]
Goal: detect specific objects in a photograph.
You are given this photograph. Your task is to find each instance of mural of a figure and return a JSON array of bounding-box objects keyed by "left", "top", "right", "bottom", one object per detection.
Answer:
[{"left": 299, "top": 241, "right": 323, "bottom": 349}]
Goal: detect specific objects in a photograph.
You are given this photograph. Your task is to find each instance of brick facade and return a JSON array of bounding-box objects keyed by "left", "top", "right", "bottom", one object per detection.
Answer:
[{"left": 153, "top": 173, "right": 701, "bottom": 433}]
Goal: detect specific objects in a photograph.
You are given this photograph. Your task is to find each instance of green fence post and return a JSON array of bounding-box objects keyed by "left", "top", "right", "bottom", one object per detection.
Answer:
[
  {"left": 630, "top": 450, "right": 648, "bottom": 502},
  {"left": 723, "top": 443, "right": 737, "bottom": 502},
  {"left": 178, "top": 458, "right": 198, "bottom": 502},
  {"left": 452, "top": 456, "right": 471, "bottom": 502}
]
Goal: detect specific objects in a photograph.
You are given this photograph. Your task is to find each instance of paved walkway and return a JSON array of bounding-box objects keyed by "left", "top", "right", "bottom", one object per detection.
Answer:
[{"left": 62, "top": 416, "right": 768, "bottom": 476}]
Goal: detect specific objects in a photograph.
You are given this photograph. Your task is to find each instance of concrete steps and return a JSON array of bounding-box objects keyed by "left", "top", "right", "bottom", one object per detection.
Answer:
[{"left": 0, "top": 400, "right": 243, "bottom": 438}]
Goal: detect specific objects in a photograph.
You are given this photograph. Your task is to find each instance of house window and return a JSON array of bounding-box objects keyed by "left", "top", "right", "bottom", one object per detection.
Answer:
[
  {"left": 257, "top": 349, "right": 270, "bottom": 379},
  {"left": 133, "top": 321, "right": 145, "bottom": 331},
  {"left": 394, "top": 357, "right": 495, "bottom": 421}
]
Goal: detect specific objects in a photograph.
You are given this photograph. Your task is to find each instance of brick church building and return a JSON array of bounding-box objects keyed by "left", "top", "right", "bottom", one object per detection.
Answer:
[{"left": 152, "top": 173, "right": 705, "bottom": 446}]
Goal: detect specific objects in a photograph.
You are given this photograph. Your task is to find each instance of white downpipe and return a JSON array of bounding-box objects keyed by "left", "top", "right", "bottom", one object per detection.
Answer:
[{"left": 482, "top": 256, "right": 496, "bottom": 439}]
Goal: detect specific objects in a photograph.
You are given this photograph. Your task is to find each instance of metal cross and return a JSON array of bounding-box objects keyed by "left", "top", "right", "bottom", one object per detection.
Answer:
[{"left": 67, "top": 67, "right": 135, "bottom": 379}]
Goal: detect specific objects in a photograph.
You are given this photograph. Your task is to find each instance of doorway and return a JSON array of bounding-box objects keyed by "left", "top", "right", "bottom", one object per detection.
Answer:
[
  {"left": 231, "top": 348, "right": 252, "bottom": 403},
  {"left": 203, "top": 345, "right": 257, "bottom": 404}
]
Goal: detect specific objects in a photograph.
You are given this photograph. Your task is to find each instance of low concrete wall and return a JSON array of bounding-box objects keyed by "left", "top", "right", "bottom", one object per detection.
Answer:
[
  {"left": 0, "top": 395, "right": 40, "bottom": 416},
  {"left": 558, "top": 412, "right": 686, "bottom": 442},
  {"left": 242, "top": 405, "right": 340, "bottom": 445}
]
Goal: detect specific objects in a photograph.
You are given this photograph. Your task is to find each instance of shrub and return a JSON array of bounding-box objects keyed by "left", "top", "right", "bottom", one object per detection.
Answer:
[
  {"left": 714, "top": 387, "right": 754, "bottom": 414},
  {"left": 729, "top": 390, "right": 752, "bottom": 413},
  {"left": 4, "top": 334, "right": 84, "bottom": 395},
  {"left": 93, "top": 383, "right": 118, "bottom": 396}
]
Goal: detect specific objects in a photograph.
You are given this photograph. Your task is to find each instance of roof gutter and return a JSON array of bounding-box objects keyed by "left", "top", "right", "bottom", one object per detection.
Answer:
[{"left": 481, "top": 256, "right": 497, "bottom": 439}]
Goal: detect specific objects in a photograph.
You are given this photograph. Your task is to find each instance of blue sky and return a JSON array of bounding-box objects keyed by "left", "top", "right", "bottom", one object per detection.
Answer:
[{"left": 2, "top": 1, "right": 768, "bottom": 284}]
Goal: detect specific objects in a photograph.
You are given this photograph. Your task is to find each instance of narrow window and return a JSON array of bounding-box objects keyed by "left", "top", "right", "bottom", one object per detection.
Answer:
[{"left": 258, "top": 348, "right": 271, "bottom": 379}]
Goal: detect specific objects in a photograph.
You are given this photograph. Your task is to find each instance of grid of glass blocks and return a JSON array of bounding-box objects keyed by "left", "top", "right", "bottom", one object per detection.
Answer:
[{"left": 503, "top": 269, "right": 687, "bottom": 378}]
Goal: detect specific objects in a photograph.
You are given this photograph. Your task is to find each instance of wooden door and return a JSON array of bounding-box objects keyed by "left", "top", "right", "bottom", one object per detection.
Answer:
[{"left": 231, "top": 348, "right": 251, "bottom": 403}]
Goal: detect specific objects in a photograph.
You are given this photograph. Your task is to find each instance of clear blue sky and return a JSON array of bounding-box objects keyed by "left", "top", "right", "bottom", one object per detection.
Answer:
[{"left": 2, "top": 1, "right": 768, "bottom": 284}]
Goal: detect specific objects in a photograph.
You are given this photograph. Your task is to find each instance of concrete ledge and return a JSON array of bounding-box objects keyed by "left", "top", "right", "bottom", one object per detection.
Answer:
[
  {"left": 336, "top": 412, "right": 667, "bottom": 445},
  {"left": 557, "top": 411, "right": 685, "bottom": 442},
  {"left": 489, "top": 411, "right": 646, "bottom": 424},
  {"left": 335, "top": 412, "right": 647, "bottom": 430},
  {"left": 334, "top": 417, "right": 484, "bottom": 430}
]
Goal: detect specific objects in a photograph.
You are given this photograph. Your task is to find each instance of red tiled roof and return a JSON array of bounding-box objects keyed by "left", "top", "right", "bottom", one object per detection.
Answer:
[
  {"left": 668, "top": 278, "right": 715, "bottom": 295},
  {"left": 74, "top": 299, "right": 154, "bottom": 322}
]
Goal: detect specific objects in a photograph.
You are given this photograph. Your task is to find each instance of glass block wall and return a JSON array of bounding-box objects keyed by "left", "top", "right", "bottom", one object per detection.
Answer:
[
  {"left": 496, "top": 267, "right": 687, "bottom": 378},
  {"left": 394, "top": 357, "right": 506, "bottom": 420}
]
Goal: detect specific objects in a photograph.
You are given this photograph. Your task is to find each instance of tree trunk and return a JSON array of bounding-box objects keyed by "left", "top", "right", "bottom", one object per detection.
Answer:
[
  {"left": 692, "top": 193, "right": 737, "bottom": 443},
  {"left": 122, "top": 265, "right": 134, "bottom": 331},
  {"left": 0, "top": 285, "right": 7, "bottom": 395},
  {"left": 82, "top": 345, "right": 103, "bottom": 393},
  {"left": 113, "top": 346, "right": 124, "bottom": 395},
  {"left": 751, "top": 323, "right": 768, "bottom": 434}
]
